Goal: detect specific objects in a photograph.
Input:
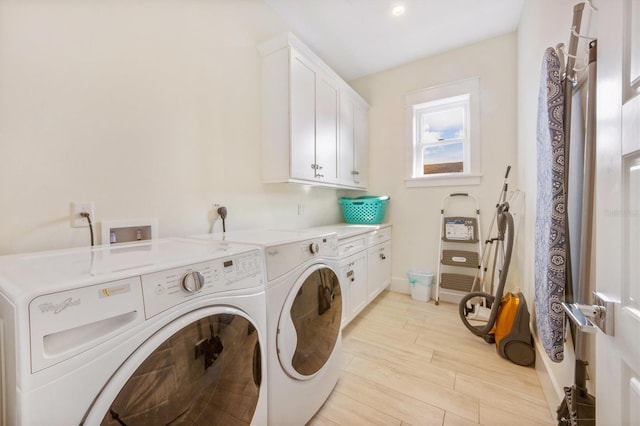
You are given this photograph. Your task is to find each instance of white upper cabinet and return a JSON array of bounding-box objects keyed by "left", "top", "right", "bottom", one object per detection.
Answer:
[
  {"left": 289, "top": 53, "right": 318, "bottom": 182},
  {"left": 259, "top": 33, "right": 368, "bottom": 189},
  {"left": 339, "top": 91, "right": 369, "bottom": 189},
  {"left": 314, "top": 72, "right": 340, "bottom": 183}
]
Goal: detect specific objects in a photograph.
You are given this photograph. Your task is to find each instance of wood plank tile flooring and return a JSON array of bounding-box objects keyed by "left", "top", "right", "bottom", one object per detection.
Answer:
[{"left": 309, "top": 290, "right": 554, "bottom": 426}]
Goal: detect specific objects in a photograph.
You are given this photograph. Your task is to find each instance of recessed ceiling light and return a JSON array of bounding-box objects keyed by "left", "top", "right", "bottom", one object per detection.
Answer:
[{"left": 391, "top": 4, "right": 406, "bottom": 16}]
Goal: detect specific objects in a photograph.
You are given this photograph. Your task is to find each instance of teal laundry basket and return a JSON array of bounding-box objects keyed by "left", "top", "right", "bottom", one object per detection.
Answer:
[{"left": 339, "top": 196, "right": 390, "bottom": 224}]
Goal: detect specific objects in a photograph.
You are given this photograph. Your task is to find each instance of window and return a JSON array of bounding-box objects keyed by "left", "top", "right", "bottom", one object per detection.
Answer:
[
  {"left": 416, "top": 95, "right": 468, "bottom": 175},
  {"left": 405, "top": 77, "right": 481, "bottom": 187}
]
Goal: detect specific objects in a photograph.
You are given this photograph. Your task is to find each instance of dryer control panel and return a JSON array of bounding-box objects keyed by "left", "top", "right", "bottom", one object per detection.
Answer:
[
  {"left": 141, "top": 249, "right": 264, "bottom": 318},
  {"left": 264, "top": 234, "right": 338, "bottom": 281}
]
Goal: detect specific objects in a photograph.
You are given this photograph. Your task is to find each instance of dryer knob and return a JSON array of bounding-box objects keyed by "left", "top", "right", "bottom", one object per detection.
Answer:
[
  {"left": 181, "top": 271, "right": 205, "bottom": 293},
  {"left": 309, "top": 242, "right": 320, "bottom": 254}
]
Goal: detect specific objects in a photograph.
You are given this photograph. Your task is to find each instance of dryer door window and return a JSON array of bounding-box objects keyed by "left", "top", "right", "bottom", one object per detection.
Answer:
[
  {"left": 90, "top": 310, "right": 263, "bottom": 426},
  {"left": 277, "top": 265, "right": 342, "bottom": 379}
]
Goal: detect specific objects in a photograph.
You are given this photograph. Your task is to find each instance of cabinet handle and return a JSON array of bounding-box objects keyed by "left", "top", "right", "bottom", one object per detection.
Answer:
[
  {"left": 380, "top": 253, "right": 386, "bottom": 260},
  {"left": 351, "top": 170, "right": 360, "bottom": 175},
  {"left": 311, "top": 163, "right": 324, "bottom": 178}
]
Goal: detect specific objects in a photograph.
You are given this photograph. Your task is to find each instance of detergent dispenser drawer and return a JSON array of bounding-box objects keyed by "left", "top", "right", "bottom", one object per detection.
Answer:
[{"left": 29, "top": 276, "right": 145, "bottom": 373}]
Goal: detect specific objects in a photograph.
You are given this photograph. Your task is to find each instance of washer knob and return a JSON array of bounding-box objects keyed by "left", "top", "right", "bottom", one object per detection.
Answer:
[
  {"left": 181, "top": 271, "right": 205, "bottom": 293},
  {"left": 309, "top": 242, "right": 320, "bottom": 254}
]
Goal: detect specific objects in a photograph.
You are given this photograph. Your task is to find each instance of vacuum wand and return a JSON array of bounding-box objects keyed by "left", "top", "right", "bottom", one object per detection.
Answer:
[{"left": 500, "top": 165, "right": 511, "bottom": 205}]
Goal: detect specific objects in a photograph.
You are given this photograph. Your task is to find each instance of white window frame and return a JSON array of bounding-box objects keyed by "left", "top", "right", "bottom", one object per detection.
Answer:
[{"left": 405, "top": 77, "right": 481, "bottom": 187}]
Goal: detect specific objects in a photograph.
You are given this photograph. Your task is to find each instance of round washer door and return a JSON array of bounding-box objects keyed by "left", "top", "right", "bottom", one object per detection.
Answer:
[
  {"left": 277, "top": 264, "right": 342, "bottom": 380},
  {"left": 83, "top": 306, "right": 264, "bottom": 426}
]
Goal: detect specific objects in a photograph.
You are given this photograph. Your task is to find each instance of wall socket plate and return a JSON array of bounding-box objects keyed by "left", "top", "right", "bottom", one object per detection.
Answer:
[{"left": 70, "top": 201, "right": 95, "bottom": 228}]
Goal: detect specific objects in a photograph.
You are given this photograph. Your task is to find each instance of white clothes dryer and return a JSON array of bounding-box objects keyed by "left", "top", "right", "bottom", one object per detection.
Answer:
[
  {"left": 0, "top": 238, "right": 268, "bottom": 426},
  {"left": 190, "top": 230, "right": 342, "bottom": 426}
]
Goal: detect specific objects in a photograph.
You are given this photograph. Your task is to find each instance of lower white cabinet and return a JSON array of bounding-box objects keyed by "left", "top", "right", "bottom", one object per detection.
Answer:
[
  {"left": 339, "top": 251, "right": 367, "bottom": 329},
  {"left": 332, "top": 225, "right": 392, "bottom": 329},
  {"left": 367, "top": 240, "right": 392, "bottom": 302}
]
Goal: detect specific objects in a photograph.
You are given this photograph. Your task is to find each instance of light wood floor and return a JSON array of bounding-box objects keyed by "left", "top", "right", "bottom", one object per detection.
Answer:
[{"left": 309, "top": 290, "right": 554, "bottom": 426}]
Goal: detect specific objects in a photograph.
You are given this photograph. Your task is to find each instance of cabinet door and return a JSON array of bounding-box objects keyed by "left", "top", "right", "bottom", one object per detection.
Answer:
[
  {"left": 340, "top": 251, "right": 367, "bottom": 328},
  {"left": 339, "top": 92, "right": 369, "bottom": 188},
  {"left": 290, "top": 53, "right": 316, "bottom": 181},
  {"left": 339, "top": 94, "right": 356, "bottom": 186},
  {"left": 354, "top": 102, "right": 369, "bottom": 188},
  {"left": 367, "top": 241, "right": 391, "bottom": 302},
  {"left": 315, "top": 74, "right": 339, "bottom": 183}
]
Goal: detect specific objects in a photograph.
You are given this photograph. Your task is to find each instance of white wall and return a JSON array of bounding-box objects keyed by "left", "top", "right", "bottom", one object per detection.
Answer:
[
  {"left": 0, "top": 0, "right": 344, "bottom": 255},
  {"left": 517, "top": 0, "right": 597, "bottom": 414},
  {"left": 350, "top": 33, "right": 518, "bottom": 297}
]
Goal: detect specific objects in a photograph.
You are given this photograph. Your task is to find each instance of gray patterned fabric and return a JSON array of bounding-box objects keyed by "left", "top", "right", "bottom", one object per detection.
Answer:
[{"left": 535, "top": 47, "right": 566, "bottom": 362}]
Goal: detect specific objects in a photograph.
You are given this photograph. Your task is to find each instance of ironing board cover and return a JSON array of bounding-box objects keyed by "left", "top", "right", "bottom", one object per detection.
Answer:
[{"left": 535, "top": 47, "right": 566, "bottom": 362}]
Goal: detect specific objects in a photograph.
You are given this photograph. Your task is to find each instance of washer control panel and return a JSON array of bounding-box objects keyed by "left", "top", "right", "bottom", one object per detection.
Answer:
[
  {"left": 180, "top": 271, "right": 205, "bottom": 293},
  {"left": 141, "top": 249, "right": 263, "bottom": 318}
]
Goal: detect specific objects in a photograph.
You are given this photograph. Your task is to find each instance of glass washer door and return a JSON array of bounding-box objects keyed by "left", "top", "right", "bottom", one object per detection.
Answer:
[
  {"left": 277, "top": 264, "right": 342, "bottom": 380},
  {"left": 83, "top": 306, "right": 263, "bottom": 426}
]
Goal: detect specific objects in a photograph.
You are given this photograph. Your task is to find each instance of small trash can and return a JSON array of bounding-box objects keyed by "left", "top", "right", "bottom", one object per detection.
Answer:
[{"left": 407, "top": 270, "right": 434, "bottom": 302}]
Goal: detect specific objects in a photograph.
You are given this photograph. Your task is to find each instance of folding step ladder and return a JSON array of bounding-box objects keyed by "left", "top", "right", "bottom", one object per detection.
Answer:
[{"left": 434, "top": 193, "right": 483, "bottom": 305}]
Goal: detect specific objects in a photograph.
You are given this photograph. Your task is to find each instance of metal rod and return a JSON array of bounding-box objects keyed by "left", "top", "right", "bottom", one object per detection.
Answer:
[
  {"left": 563, "top": 2, "right": 585, "bottom": 311},
  {"left": 574, "top": 40, "right": 598, "bottom": 385}
]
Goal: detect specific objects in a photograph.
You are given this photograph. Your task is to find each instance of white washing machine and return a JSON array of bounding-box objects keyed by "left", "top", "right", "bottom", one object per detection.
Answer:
[
  {"left": 0, "top": 238, "right": 268, "bottom": 426},
  {"left": 190, "top": 230, "right": 342, "bottom": 426}
]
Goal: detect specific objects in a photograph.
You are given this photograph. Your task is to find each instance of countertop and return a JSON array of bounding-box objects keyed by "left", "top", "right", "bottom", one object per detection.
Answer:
[{"left": 304, "top": 223, "right": 391, "bottom": 240}]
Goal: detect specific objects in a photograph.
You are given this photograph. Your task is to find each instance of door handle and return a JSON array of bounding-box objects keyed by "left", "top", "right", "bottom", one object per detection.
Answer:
[
  {"left": 561, "top": 303, "right": 598, "bottom": 334},
  {"left": 561, "top": 291, "right": 618, "bottom": 336}
]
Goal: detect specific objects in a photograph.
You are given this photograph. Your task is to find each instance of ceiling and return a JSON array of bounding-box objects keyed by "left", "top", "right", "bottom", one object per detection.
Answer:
[{"left": 264, "top": 0, "right": 524, "bottom": 81}]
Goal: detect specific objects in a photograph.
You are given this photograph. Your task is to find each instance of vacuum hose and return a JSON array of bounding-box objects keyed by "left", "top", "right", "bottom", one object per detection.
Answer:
[{"left": 458, "top": 203, "right": 514, "bottom": 337}]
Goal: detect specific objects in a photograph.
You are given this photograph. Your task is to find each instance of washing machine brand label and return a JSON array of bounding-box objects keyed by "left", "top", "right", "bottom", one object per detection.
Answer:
[
  {"left": 99, "top": 283, "right": 131, "bottom": 298},
  {"left": 38, "top": 297, "right": 80, "bottom": 314}
]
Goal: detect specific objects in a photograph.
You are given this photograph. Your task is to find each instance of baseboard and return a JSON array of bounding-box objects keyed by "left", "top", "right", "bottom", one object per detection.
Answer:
[
  {"left": 389, "top": 276, "right": 410, "bottom": 294},
  {"left": 533, "top": 333, "right": 575, "bottom": 422}
]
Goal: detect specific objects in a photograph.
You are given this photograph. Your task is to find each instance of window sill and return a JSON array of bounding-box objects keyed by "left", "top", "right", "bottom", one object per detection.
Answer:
[{"left": 405, "top": 173, "right": 482, "bottom": 188}]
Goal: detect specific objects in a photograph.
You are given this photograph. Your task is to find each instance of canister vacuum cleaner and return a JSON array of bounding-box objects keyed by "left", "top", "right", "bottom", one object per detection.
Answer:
[{"left": 458, "top": 167, "right": 535, "bottom": 366}]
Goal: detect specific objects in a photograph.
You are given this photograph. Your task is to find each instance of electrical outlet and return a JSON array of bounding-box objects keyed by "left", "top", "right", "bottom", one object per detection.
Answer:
[
  {"left": 298, "top": 203, "right": 305, "bottom": 216},
  {"left": 213, "top": 203, "right": 221, "bottom": 220},
  {"left": 70, "top": 202, "right": 94, "bottom": 228}
]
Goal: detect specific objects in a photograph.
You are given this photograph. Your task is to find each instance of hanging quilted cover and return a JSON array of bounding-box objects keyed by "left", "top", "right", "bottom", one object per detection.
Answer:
[{"left": 535, "top": 47, "right": 566, "bottom": 362}]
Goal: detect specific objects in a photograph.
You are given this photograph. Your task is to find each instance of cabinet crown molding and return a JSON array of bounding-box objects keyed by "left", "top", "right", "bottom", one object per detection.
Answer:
[{"left": 258, "top": 32, "right": 368, "bottom": 106}]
